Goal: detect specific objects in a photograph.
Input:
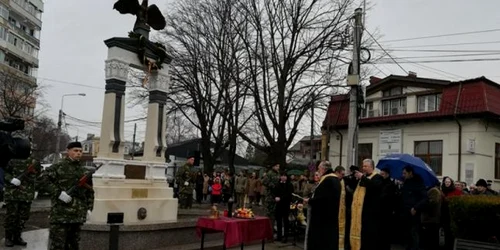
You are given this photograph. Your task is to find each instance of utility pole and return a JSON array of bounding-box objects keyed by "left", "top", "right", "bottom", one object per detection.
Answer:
[
  {"left": 54, "top": 93, "right": 86, "bottom": 163},
  {"left": 54, "top": 109, "right": 63, "bottom": 163},
  {"left": 310, "top": 92, "right": 315, "bottom": 163},
  {"left": 131, "top": 123, "right": 137, "bottom": 160},
  {"left": 346, "top": 8, "right": 363, "bottom": 169}
]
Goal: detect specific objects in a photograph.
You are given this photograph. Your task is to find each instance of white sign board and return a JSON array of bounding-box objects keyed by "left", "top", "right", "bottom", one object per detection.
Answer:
[
  {"left": 465, "top": 162, "right": 475, "bottom": 185},
  {"left": 379, "top": 129, "right": 402, "bottom": 156}
]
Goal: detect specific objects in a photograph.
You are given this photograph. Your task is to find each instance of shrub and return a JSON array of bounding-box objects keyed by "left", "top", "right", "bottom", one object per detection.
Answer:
[{"left": 448, "top": 195, "right": 500, "bottom": 243}]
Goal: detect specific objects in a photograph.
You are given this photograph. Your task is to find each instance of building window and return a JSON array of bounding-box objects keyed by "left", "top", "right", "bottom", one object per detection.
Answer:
[
  {"left": 382, "top": 98, "right": 406, "bottom": 116},
  {"left": 414, "top": 140, "right": 443, "bottom": 176},
  {"left": 362, "top": 102, "right": 375, "bottom": 118},
  {"left": 358, "top": 143, "right": 373, "bottom": 166},
  {"left": 383, "top": 87, "right": 403, "bottom": 97},
  {"left": 0, "top": 3, "right": 8, "bottom": 20},
  {"left": 495, "top": 143, "right": 500, "bottom": 179},
  {"left": 418, "top": 94, "right": 441, "bottom": 112},
  {"left": 83, "top": 144, "right": 89, "bottom": 153},
  {"left": 0, "top": 26, "right": 6, "bottom": 40}
]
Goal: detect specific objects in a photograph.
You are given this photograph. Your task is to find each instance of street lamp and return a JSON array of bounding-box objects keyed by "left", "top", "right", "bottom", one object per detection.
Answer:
[{"left": 54, "top": 93, "right": 86, "bottom": 163}]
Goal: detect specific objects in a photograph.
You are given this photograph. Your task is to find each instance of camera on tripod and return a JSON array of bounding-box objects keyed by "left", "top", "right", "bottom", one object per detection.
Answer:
[{"left": 0, "top": 117, "right": 31, "bottom": 168}]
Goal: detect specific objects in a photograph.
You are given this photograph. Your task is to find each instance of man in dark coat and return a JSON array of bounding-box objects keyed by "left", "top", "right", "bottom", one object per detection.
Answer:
[
  {"left": 379, "top": 168, "right": 398, "bottom": 250},
  {"left": 304, "top": 161, "right": 342, "bottom": 250},
  {"left": 350, "top": 159, "right": 384, "bottom": 250},
  {"left": 400, "top": 166, "right": 428, "bottom": 250}
]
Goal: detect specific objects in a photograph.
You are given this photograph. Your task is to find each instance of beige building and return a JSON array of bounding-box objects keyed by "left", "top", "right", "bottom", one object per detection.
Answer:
[{"left": 322, "top": 74, "right": 500, "bottom": 190}]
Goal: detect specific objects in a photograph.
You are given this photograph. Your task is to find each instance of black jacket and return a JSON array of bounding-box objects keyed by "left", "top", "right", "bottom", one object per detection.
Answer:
[
  {"left": 273, "top": 181, "right": 294, "bottom": 208},
  {"left": 400, "top": 174, "right": 428, "bottom": 215}
]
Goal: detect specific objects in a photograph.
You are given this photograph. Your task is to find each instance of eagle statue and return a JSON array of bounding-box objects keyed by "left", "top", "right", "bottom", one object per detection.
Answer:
[{"left": 113, "top": 0, "right": 166, "bottom": 31}]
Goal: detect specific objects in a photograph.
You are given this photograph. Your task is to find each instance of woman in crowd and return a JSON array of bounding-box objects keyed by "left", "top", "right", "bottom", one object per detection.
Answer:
[
  {"left": 441, "top": 176, "right": 462, "bottom": 250},
  {"left": 211, "top": 177, "right": 222, "bottom": 205}
]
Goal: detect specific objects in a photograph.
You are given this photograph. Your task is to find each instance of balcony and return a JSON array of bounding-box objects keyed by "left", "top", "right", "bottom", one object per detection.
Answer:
[
  {"left": 361, "top": 106, "right": 407, "bottom": 119},
  {"left": 5, "top": 40, "right": 38, "bottom": 66},
  {"left": 361, "top": 109, "right": 380, "bottom": 118},
  {"left": 9, "top": 0, "right": 42, "bottom": 28},
  {"left": 387, "top": 106, "right": 407, "bottom": 116},
  {"left": 7, "top": 22, "right": 40, "bottom": 47},
  {"left": 0, "top": 62, "right": 37, "bottom": 85}
]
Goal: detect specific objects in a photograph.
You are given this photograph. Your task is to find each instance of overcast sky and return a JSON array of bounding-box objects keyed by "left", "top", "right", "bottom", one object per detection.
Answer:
[{"left": 37, "top": 0, "right": 500, "bottom": 143}]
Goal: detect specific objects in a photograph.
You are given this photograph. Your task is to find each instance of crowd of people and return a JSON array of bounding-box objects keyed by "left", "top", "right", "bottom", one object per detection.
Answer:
[
  {"left": 257, "top": 159, "right": 499, "bottom": 250},
  {"left": 4, "top": 144, "right": 499, "bottom": 250}
]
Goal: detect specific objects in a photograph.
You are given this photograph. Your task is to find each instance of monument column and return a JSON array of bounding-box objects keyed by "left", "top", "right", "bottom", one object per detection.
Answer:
[
  {"left": 142, "top": 70, "right": 169, "bottom": 163},
  {"left": 98, "top": 59, "right": 129, "bottom": 159}
]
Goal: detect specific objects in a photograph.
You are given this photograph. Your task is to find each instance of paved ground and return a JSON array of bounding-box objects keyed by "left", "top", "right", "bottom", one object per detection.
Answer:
[
  {"left": 0, "top": 229, "right": 49, "bottom": 250},
  {"left": 0, "top": 199, "right": 408, "bottom": 250},
  {"left": 3, "top": 229, "right": 405, "bottom": 250}
]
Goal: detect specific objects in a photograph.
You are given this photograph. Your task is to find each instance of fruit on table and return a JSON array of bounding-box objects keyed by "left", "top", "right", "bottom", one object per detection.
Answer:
[{"left": 233, "top": 208, "right": 255, "bottom": 218}]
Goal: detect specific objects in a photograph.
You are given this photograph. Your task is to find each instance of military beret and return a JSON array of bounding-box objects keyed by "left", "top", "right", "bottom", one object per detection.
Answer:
[{"left": 67, "top": 141, "right": 82, "bottom": 149}]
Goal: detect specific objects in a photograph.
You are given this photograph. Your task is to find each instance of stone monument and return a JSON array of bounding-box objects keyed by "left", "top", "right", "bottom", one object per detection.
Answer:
[{"left": 87, "top": 0, "right": 176, "bottom": 225}]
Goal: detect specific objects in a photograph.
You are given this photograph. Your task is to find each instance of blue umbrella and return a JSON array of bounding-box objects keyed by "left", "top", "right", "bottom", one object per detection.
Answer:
[{"left": 376, "top": 153, "right": 439, "bottom": 187}]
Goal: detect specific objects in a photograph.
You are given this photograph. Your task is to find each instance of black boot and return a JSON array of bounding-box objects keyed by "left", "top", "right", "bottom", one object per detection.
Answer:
[
  {"left": 13, "top": 233, "right": 27, "bottom": 246},
  {"left": 4, "top": 232, "right": 14, "bottom": 247}
]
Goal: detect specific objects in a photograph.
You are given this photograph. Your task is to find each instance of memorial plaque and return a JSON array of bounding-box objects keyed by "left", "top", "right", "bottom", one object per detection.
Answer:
[
  {"left": 124, "top": 165, "right": 146, "bottom": 179},
  {"left": 132, "top": 189, "right": 148, "bottom": 198}
]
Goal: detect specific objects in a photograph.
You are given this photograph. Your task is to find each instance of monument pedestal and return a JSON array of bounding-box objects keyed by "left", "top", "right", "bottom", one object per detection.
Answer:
[{"left": 88, "top": 158, "right": 177, "bottom": 224}]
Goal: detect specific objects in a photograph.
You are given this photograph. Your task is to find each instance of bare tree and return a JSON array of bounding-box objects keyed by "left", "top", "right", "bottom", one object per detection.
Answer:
[
  {"left": 0, "top": 65, "right": 42, "bottom": 125},
  {"left": 159, "top": 0, "right": 251, "bottom": 174},
  {"left": 230, "top": 0, "right": 356, "bottom": 168},
  {"left": 31, "top": 116, "right": 71, "bottom": 160},
  {"left": 165, "top": 109, "right": 198, "bottom": 144}
]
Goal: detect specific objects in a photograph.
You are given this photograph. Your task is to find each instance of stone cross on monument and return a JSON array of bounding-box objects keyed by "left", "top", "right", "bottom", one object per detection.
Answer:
[{"left": 85, "top": 0, "right": 177, "bottom": 225}]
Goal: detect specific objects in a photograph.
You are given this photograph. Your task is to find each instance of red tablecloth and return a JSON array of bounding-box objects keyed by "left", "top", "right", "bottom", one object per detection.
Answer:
[{"left": 196, "top": 216, "right": 273, "bottom": 248}]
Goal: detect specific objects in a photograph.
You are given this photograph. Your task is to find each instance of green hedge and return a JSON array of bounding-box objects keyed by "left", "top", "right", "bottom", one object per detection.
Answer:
[{"left": 448, "top": 195, "right": 500, "bottom": 242}]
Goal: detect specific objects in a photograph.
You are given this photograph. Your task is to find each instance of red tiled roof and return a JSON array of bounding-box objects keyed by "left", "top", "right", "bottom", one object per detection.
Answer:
[{"left": 323, "top": 76, "right": 500, "bottom": 128}]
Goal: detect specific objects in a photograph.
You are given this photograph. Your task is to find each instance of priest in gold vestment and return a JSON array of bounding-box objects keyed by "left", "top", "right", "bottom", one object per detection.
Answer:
[{"left": 350, "top": 159, "right": 385, "bottom": 250}]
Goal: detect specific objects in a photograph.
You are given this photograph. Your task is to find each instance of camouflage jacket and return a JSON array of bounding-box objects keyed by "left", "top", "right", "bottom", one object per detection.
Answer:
[
  {"left": 43, "top": 158, "right": 95, "bottom": 224},
  {"left": 262, "top": 169, "right": 279, "bottom": 197},
  {"left": 4, "top": 157, "right": 42, "bottom": 201},
  {"left": 176, "top": 163, "right": 194, "bottom": 195}
]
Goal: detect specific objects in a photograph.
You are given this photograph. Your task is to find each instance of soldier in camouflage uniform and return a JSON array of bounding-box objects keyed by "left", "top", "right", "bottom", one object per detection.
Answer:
[
  {"left": 44, "top": 142, "right": 94, "bottom": 250},
  {"left": 262, "top": 163, "right": 280, "bottom": 232},
  {"left": 176, "top": 155, "right": 195, "bottom": 209},
  {"left": 3, "top": 157, "right": 42, "bottom": 247}
]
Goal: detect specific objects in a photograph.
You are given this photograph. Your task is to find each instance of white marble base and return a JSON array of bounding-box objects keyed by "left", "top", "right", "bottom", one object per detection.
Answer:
[
  {"left": 88, "top": 197, "right": 178, "bottom": 224},
  {"left": 88, "top": 158, "right": 178, "bottom": 224},
  {"left": 92, "top": 158, "right": 167, "bottom": 181}
]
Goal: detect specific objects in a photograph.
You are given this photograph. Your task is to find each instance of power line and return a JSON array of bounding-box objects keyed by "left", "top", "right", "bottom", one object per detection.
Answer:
[
  {"left": 65, "top": 114, "right": 147, "bottom": 124},
  {"left": 38, "top": 77, "right": 147, "bottom": 90},
  {"left": 38, "top": 77, "right": 105, "bottom": 90},
  {"left": 387, "top": 40, "right": 500, "bottom": 49},
  {"left": 370, "top": 64, "right": 388, "bottom": 77},
  {"left": 375, "top": 58, "right": 500, "bottom": 64},
  {"left": 370, "top": 48, "right": 500, "bottom": 53},
  {"left": 381, "top": 28, "right": 500, "bottom": 43},
  {"left": 381, "top": 52, "right": 500, "bottom": 60},
  {"left": 396, "top": 58, "right": 464, "bottom": 80},
  {"left": 365, "top": 29, "right": 408, "bottom": 74}
]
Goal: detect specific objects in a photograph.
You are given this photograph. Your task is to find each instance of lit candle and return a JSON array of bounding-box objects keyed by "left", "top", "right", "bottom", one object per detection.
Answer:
[{"left": 244, "top": 195, "right": 247, "bottom": 209}]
